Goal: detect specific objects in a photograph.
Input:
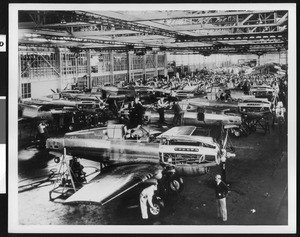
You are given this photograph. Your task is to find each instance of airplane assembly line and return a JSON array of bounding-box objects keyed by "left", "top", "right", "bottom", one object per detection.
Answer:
[
  {"left": 12, "top": 5, "right": 292, "bottom": 232},
  {"left": 18, "top": 123, "right": 287, "bottom": 225}
]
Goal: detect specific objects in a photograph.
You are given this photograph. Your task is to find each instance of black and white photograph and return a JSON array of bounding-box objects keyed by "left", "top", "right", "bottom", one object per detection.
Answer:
[{"left": 8, "top": 3, "right": 296, "bottom": 234}]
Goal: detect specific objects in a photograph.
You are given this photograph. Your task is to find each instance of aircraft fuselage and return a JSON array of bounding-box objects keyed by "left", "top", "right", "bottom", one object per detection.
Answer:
[{"left": 46, "top": 125, "right": 223, "bottom": 177}]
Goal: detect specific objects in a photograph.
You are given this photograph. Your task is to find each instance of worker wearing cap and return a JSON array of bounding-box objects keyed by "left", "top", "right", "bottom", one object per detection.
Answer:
[
  {"left": 215, "top": 174, "right": 228, "bottom": 222},
  {"left": 139, "top": 180, "right": 158, "bottom": 220}
]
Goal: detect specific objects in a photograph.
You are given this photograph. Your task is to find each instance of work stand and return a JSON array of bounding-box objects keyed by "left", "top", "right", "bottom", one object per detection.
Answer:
[
  {"left": 242, "top": 115, "right": 270, "bottom": 134},
  {"left": 49, "top": 148, "right": 79, "bottom": 202},
  {"left": 222, "top": 126, "right": 235, "bottom": 153}
]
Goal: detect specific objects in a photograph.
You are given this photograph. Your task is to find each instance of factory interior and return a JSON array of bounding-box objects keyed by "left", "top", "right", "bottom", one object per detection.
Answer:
[{"left": 8, "top": 5, "right": 296, "bottom": 233}]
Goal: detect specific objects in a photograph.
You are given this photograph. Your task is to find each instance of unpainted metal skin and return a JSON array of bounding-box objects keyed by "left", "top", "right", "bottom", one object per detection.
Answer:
[{"left": 46, "top": 125, "right": 227, "bottom": 177}]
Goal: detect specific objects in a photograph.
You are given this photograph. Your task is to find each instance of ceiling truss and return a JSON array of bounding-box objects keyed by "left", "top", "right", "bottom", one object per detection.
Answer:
[{"left": 18, "top": 9, "right": 288, "bottom": 55}]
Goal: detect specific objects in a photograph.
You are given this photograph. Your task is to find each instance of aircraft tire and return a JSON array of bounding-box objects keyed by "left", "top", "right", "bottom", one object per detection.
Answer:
[
  {"left": 233, "top": 129, "right": 241, "bottom": 137},
  {"left": 54, "top": 157, "right": 60, "bottom": 163},
  {"left": 167, "top": 176, "right": 184, "bottom": 194},
  {"left": 148, "top": 196, "right": 164, "bottom": 217}
]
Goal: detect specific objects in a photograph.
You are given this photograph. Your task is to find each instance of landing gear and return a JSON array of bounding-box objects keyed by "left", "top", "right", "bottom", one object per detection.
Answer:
[
  {"left": 232, "top": 128, "right": 241, "bottom": 137},
  {"left": 148, "top": 196, "right": 165, "bottom": 217},
  {"left": 167, "top": 176, "right": 184, "bottom": 194},
  {"left": 161, "top": 167, "right": 184, "bottom": 195}
]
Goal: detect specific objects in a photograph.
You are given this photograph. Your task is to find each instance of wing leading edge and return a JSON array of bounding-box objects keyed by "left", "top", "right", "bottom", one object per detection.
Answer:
[
  {"left": 157, "top": 126, "right": 196, "bottom": 138},
  {"left": 64, "top": 163, "right": 163, "bottom": 205}
]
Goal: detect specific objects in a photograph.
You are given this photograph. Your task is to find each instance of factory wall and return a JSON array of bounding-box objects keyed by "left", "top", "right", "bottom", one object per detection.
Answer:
[
  {"left": 31, "top": 80, "right": 61, "bottom": 99},
  {"left": 168, "top": 54, "right": 234, "bottom": 71},
  {"left": 18, "top": 46, "right": 167, "bottom": 99},
  {"left": 167, "top": 51, "right": 288, "bottom": 72}
]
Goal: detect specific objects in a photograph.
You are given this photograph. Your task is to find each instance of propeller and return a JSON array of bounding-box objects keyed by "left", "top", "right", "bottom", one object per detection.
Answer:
[
  {"left": 63, "top": 84, "right": 68, "bottom": 91},
  {"left": 95, "top": 95, "right": 102, "bottom": 103}
]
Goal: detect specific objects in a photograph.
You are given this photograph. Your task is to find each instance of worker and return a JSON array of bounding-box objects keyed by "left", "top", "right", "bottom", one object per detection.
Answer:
[
  {"left": 220, "top": 149, "right": 227, "bottom": 183},
  {"left": 157, "top": 97, "right": 169, "bottom": 125},
  {"left": 277, "top": 111, "right": 286, "bottom": 150},
  {"left": 172, "top": 101, "right": 184, "bottom": 126},
  {"left": 140, "top": 179, "right": 159, "bottom": 221},
  {"left": 127, "top": 98, "right": 136, "bottom": 128},
  {"left": 216, "top": 89, "right": 222, "bottom": 100},
  {"left": 37, "top": 121, "right": 48, "bottom": 149},
  {"left": 132, "top": 97, "right": 145, "bottom": 128},
  {"left": 215, "top": 174, "right": 228, "bottom": 222}
]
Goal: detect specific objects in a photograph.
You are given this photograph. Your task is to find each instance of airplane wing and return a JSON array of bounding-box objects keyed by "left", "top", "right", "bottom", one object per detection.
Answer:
[
  {"left": 157, "top": 126, "right": 196, "bottom": 138},
  {"left": 189, "top": 101, "right": 238, "bottom": 109},
  {"left": 64, "top": 163, "right": 162, "bottom": 205}
]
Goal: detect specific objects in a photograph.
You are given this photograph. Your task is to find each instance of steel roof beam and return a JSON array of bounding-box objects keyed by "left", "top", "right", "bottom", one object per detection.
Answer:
[
  {"left": 177, "top": 31, "right": 287, "bottom": 42},
  {"left": 75, "top": 11, "right": 184, "bottom": 38},
  {"left": 123, "top": 10, "right": 279, "bottom": 21},
  {"left": 168, "top": 21, "right": 287, "bottom": 31}
]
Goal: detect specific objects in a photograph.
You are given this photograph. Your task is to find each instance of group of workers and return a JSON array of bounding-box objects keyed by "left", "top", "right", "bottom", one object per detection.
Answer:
[
  {"left": 126, "top": 95, "right": 184, "bottom": 129},
  {"left": 133, "top": 69, "right": 287, "bottom": 223},
  {"left": 139, "top": 173, "right": 229, "bottom": 223}
]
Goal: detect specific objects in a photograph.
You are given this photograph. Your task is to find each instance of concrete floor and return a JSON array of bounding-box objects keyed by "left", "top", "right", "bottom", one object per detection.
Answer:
[{"left": 17, "top": 123, "right": 288, "bottom": 229}]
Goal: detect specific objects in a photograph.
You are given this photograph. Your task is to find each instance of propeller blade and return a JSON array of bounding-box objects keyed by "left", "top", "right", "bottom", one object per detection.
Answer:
[
  {"left": 95, "top": 96, "right": 101, "bottom": 102},
  {"left": 223, "top": 127, "right": 229, "bottom": 149}
]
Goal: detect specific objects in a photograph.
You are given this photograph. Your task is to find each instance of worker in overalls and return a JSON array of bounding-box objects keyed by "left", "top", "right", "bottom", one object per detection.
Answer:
[{"left": 140, "top": 179, "right": 158, "bottom": 220}]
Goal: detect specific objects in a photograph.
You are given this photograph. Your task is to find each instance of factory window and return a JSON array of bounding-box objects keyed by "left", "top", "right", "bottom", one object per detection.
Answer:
[
  {"left": 20, "top": 52, "right": 59, "bottom": 79},
  {"left": 113, "top": 54, "right": 128, "bottom": 71},
  {"left": 61, "top": 52, "right": 89, "bottom": 75},
  {"left": 77, "top": 53, "right": 88, "bottom": 74},
  {"left": 145, "top": 54, "right": 155, "bottom": 69},
  {"left": 103, "top": 54, "right": 111, "bottom": 72},
  {"left": 62, "top": 53, "right": 76, "bottom": 75},
  {"left": 157, "top": 55, "right": 165, "bottom": 67},
  {"left": 114, "top": 74, "right": 127, "bottom": 84},
  {"left": 131, "top": 55, "right": 144, "bottom": 70},
  {"left": 92, "top": 75, "right": 113, "bottom": 87},
  {"left": 21, "top": 83, "right": 31, "bottom": 99}
]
